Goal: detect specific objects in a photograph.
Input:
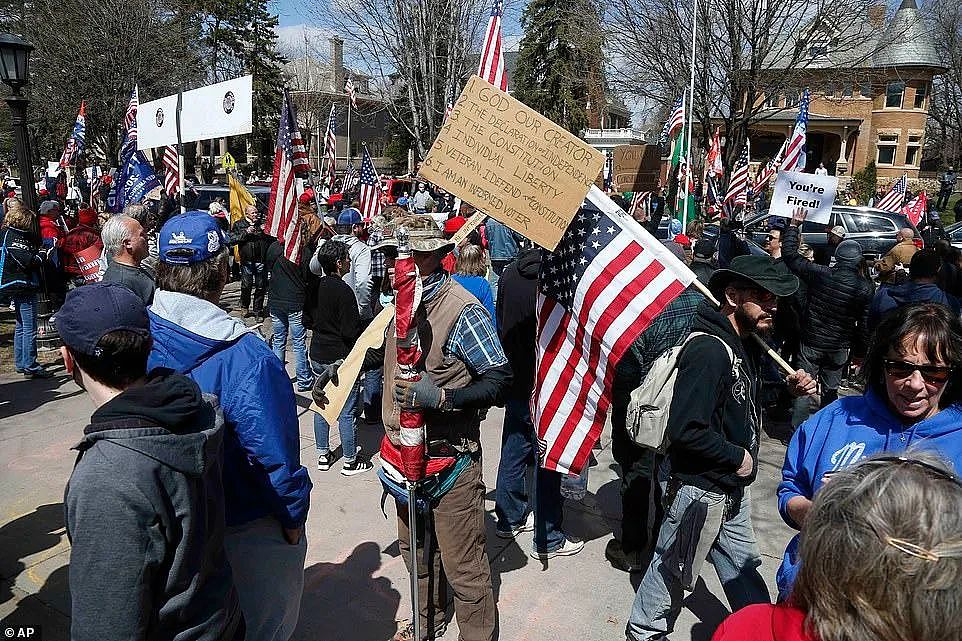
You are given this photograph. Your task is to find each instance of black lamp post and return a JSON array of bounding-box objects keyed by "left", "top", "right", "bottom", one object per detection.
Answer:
[{"left": 0, "top": 33, "right": 36, "bottom": 212}]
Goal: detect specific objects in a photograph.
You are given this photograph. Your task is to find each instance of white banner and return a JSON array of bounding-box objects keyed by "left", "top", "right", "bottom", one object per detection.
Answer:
[
  {"left": 769, "top": 170, "right": 838, "bottom": 225},
  {"left": 138, "top": 75, "right": 253, "bottom": 150}
]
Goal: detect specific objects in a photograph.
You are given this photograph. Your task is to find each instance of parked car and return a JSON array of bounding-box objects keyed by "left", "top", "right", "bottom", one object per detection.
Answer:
[
  {"left": 743, "top": 206, "right": 921, "bottom": 262},
  {"left": 944, "top": 221, "right": 962, "bottom": 252},
  {"left": 185, "top": 183, "right": 271, "bottom": 213}
]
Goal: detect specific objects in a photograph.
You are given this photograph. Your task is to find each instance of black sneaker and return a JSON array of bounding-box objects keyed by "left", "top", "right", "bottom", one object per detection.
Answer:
[
  {"left": 24, "top": 367, "right": 53, "bottom": 379},
  {"left": 317, "top": 452, "right": 333, "bottom": 471},
  {"left": 341, "top": 458, "right": 373, "bottom": 477}
]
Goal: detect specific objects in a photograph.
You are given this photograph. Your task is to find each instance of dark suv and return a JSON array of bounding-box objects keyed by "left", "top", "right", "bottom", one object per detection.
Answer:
[{"left": 743, "top": 206, "right": 921, "bottom": 262}]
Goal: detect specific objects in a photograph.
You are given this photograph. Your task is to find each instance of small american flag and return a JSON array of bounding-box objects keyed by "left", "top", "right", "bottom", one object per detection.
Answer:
[
  {"left": 342, "top": 159, "right": 360, "bottom": 194},
  {"left": 534, "top": 187, "right": 695, "bottom": 475},
  {"left": 725, "top": 142, "right": 751, "bottom": 206},
  {"left": 631, "top": 191, "right": 651, "bottom": 218},
  {"left": 753, "top": 139, "right": 786, "bottom": 193},
  {"left": 58, "top": 102, "right": 86, "bottom": 169},
  {"left": 323, "top": 105, "right": 337, "bottom": 189},
  {"left": 120, "top": 88, "right": 138, "bottom": 162},
  {"left": 704, "top": 126, "right": 722, "bottom": 179},
  {"left": 660, "top": 95, "right": 685, "bottom": 143},
  {"left": 877, "top": 174, "right": 908, "bottom": 212},
  {"left": 162, "top": 145, "right": 179, "bottom": 197},
  {"left": 358, "top": 148, "right": 383, "bottom": 220},
  {"left": 478, "top": 1, "right": 508, "bottom": 91},
  {"left": 779, "top": 88, "right": 809, "bottom": 172},
  {"left": 266, "top": 90, "right": 310, "bottom": 263},
  {"left": 345, "top": 77, "right": 358, "bottom": 109}
]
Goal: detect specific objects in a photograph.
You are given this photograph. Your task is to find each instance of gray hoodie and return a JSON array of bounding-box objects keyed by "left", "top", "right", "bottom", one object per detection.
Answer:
[{"left": 65, "top": 371, "right": 241, "bottom": 641}]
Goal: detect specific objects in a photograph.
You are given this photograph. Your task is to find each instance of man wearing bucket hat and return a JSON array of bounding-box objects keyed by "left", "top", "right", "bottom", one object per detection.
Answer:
[{"left": 627, "top": 255, "right": 815, "bottom": 640}]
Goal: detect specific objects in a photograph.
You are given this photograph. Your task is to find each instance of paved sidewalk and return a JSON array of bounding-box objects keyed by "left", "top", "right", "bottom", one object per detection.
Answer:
[{"left": 0, "top": 301, "right": 798, "bottom": 640}]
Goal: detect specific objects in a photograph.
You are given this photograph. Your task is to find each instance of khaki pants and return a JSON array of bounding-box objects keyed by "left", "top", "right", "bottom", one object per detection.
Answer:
[{"left": 396, "top": 459, "right": 495, "bottom": 641}]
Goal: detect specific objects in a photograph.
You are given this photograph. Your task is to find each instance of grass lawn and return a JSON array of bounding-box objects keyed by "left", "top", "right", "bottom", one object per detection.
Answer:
[{"left": 938, "top": 194, "right": 961, "bottom": 227}]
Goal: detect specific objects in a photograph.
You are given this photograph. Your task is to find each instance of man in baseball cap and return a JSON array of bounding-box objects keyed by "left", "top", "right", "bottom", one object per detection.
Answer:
[
  {"left": 56, "top": 282, "right": 242, "bottom": 641},
  {"left": 148, "top": 211, "right": 312, "bottom": 639}
]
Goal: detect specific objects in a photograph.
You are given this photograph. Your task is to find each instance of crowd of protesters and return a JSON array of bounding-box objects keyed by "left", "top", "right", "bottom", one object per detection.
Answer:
[{"left": 3, "top": 168, "right": 962, "bottom": 641}]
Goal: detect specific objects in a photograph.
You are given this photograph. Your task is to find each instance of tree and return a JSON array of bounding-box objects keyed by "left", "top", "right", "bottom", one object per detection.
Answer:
[
  {"left": 850, "top": 160, "right": 877, "bottom": 203},
  {"left": 513, "top": 0, "right": 605, "bottom": 134},
  {"left": 926, "top": 0, "right": 962, "bottom": 168}
]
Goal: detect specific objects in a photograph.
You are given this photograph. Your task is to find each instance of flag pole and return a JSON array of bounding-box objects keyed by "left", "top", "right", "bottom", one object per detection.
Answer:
[
  {"left": 682, "top": 0, "right": 699, "bottom": 230},
  {"left": 176, "top": 90, "right": 186, "bottom": 213},
  {"left": 346, "top": 99, "right": 352, "bottom": 171}
]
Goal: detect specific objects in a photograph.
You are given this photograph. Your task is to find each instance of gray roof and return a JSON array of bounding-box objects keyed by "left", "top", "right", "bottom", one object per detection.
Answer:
[{"left": 873, "top": 0, "right": 945, "bottom": 70}]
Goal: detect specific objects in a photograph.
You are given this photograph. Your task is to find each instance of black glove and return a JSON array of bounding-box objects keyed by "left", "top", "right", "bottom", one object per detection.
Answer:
[
  {"left": 311, "top": 359, "right": 343, "bottom": 408},
  {"left": 394, "top": 373, "right": 442, "bottom": 410}
]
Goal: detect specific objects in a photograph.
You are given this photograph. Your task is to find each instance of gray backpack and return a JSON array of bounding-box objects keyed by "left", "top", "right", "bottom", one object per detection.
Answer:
[{"left": 625, "top": 332, "right": 736, "bottom": 452}]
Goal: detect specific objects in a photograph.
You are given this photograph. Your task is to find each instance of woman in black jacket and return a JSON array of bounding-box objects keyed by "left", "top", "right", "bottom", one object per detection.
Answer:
[{"left": 0, "top": 205, "right": 52, "bottom": 377}]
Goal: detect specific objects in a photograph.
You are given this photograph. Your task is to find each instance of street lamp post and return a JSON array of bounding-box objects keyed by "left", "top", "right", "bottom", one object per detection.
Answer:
[{"left": 0, "top": 33, "right": 36, "bottom": 212}]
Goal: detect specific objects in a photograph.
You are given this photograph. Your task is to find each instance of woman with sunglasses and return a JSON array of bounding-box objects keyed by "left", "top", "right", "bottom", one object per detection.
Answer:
[{"left": 775, "top": 302, "right": 962, "bottom": 600}]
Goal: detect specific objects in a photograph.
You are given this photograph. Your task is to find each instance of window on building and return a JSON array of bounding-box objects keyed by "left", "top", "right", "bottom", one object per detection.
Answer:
[
  {"left": 859, "top": 81, "right": 873, "bottom": 98},
  {"left": 914, "top": 82, "right": 928, "bottom": 109},
  {"left": 825, "top": 83, "right": 836, "bottom": 97},
  {"left": 877, "top": 133, "right": 898, "bottom": 165},
  {"left": 764, "top": 93, "right": 780, "bottom": 109},
  {"left": 885, "top": 81, "right": 905, "bottom": 108},
  {"left": 785, "top": 90, "right": 800, "bottom": 108},
  {"left": 905, "top": 134, "right": 922, "bottom": 166},
  {"left": 842, "top": 82, "right": 853, "bottom": 97}
]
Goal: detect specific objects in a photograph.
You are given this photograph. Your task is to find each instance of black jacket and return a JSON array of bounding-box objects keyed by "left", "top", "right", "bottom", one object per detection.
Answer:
[
  {"left": 230, "top": 218, "right": 273, "bottom": 264},
  {"left": 66, "top": 371, "right": 241, "bottom": 641},
  {"left": 309, "top": 274, "right": 362, "bottom": 363},
  {"left": 495, "top": 248, "right": 540, "bottom": 400},
  {"left": 782, "top": 226, "right": 874, "bottom": 352},
  {"left": 0, "top": 226, "right": 40, "bottom": 294},
  {"left": 265, "top": 239, "right": 313, "bottom": 314},
  {"left": 667, "top": 301, "right": 762, "bottom": 494}
]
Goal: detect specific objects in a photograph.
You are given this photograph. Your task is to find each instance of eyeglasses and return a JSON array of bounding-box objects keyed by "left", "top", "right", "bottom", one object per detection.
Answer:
[
  {"left": 738, "top": 286, "right": 777, "bottom": 304},
  {"left": 883, "top": 359, "right": 954, "bottom": 385},
  {"left": 868, "top": 456, "right": 962, "bottom": 489}
]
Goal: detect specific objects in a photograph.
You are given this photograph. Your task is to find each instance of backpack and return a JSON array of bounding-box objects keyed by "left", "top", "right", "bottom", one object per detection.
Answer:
[{"left": 625, "top": 332, "right": 736, "bottom": 452}]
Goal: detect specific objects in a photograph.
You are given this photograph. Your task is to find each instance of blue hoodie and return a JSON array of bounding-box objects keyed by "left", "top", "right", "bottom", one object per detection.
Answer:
[
  {"left": 148, "top": 290, "right": 312, "bottom": 529},
  {"left": 868, "top": 281, "right": 961, "bottom": 331},
  {"left": 776, "top": 389, "right": 962, "bottom": 598}
]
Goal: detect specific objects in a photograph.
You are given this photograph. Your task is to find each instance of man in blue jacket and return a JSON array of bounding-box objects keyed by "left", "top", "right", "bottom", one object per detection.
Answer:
[
  {"left": 148, "top": 211, "right": 312, "bottom": 641},
  {"left": 868, "top": 249, "right": 961, "bottom": 330}
]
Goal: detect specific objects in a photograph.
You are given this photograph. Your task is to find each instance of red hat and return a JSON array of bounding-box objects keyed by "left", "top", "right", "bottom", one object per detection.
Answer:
[
  {"left": 443, "top": 215, "right": 467, "bottom": 234},
  {"left": 38, "top": 188, "right": 48, "bottom": 196},
  {"left": 298, "top": 192, "right": 313, "bottom": 204},
  {"left": 673, "top": 233, "right": 691, "bottom": 247},
  {"left": 102, "top": 175, "right": 112, "bottom": 185},
  {"left": 6, "top": 191, "right": 14, "bottom": 198},
  {"left": 77, "top": 208, "right": 98, "bottom": 226}
]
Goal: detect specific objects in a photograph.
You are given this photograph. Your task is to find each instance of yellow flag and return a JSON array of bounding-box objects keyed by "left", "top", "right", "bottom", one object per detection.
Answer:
[{"left": 228, "top": 172, "right": 255, "bottom": 226}]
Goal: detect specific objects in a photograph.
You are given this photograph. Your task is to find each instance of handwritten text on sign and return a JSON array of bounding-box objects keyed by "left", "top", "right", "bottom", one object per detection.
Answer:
[
  {"left": 419, "top": 75, "right": 604, "bottom": 251},
  {"left": 770, "top": 170, "right": 838, "bottom": 225}
]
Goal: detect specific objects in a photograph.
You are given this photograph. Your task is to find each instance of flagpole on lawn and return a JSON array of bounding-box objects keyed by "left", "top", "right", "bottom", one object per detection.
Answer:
[{"left": 682, "top": 0, "right": 698, "bottom": 230}]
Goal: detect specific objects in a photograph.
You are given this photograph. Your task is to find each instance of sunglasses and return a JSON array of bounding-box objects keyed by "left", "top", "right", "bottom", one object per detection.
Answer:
[
  {"left": 883, "top": 359, "right": 954, "bottom": 385},
  {"left": 867, "top": 456, "right": 962, "bottom": 489},
  {"left": 738, "top": 286, "right": 777, "bottom": 304},
  {"left": 766, "top": 234, "right": 779, "bottom": 242}
]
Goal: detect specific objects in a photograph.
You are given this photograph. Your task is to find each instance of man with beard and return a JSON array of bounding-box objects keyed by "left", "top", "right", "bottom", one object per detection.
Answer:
[{"left": 626, "top": 255, "right": 815, "bottom": 641}]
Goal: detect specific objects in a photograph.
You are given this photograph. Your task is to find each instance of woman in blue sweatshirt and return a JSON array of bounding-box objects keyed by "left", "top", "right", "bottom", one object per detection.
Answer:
[{"left": 777, "top": 302, "right": 962, "bottom": 599}]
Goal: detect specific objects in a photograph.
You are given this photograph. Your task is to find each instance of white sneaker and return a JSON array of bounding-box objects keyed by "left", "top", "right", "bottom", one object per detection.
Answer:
[
  {"left": 496, "top": 511, "right": 535, "bottom": 539},
  {"left": 530, "top": 536, "right": 585, "bottom": 560}
]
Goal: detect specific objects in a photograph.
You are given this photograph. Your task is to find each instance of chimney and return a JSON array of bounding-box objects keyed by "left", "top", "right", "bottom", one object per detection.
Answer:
[
  {"left": 330, "top": 37, "right": 344, "bottom": 92},
  {"left": 868, "top": 4, "right": 887, "bottom": 29}
]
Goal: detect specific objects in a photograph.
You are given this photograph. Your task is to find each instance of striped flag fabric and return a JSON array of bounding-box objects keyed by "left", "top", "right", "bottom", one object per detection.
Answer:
[
  {"left": 345, "top": 77, "right": 358, "bottom": 109},
  {"left": 660, "top": 95, "right": 685, "bottom": 144},
  {"left": 630, "top": 191, "right": 651, "bottom": 218},
  {"left": 753, "top": 139, "right": 786, "bottom": 193},
  {"left": 58, "top": 102, "right": 86, "bottom": 169},
  {"left": 323, "top": 105, "right": 337, "bottom": 189},
  {"left": 901, "top": 190, "right": 926, "bottom": 226},
  {"left": 779, "top": 88, "right": 810, "bottom": 172},
  {"left": 266, "top": 90, "right": 310, "bottom": 263},
  {"left": 342, "top": 160, "right": 360, "bottom": 194},
  {"left": 725, "top": 142, "right": 751, "bottom": 206},
  {"left": 358, "top": 148, "right": 383, "bottom": 220},
  {"left": 534, "top": 186, "right": 695, "bottom": 475},
  {"left": 478, "top": 1, "right": 508, "bottom": 91},
  {"left": 120, "top": 88, "right": 139, "bottom": 162},
  {"left": 162, "top": 146, "right": 179, "bottom": 197},
  {"left": 877, "top": 174, "right": 908, "bottom": 212}
]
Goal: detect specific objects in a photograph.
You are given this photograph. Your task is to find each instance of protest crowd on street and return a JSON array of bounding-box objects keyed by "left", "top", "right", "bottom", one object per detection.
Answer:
[{"left": 2, "top": 1, "right": 962, "bottom": 640}]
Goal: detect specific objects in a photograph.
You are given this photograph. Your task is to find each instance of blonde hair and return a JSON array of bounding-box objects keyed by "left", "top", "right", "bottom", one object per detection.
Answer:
[
  {"left": 794, "top": 452, "right": 962, "bottom": 641},
  {"left": 2, "top": 204, "right": 35, "bottom": 231},
  {"left": 455, "top": 244, "right": 487, "bottom": 277}
]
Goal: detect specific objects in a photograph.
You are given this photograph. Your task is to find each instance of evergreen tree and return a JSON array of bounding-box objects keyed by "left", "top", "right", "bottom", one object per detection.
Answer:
[{"left": 513, "top": 0, "right": 605, "bottom": 134}]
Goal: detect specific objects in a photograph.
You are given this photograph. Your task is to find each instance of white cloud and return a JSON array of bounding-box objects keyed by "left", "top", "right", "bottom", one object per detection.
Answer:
[{"left": 275, "top": 24, "right": 336, "bottom": 54}]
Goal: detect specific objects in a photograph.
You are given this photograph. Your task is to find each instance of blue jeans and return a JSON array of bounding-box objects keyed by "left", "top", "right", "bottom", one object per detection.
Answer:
[
  {"left": 626, "top": 485, "right": 769, "bottom": 640},
  {"left": 311, "top": 359, "right": 359, "bottom": 460},
  {"left": 13, "top": 293, "right": 39, "bottom": 372},
  {"left": 361, "top": 368, "right": 383, "bottom": 420},
  {"left": 493, "top": 397, "right": 565, "bottom": 552},
  {"left": 270, "top": 310, "right": 313, "bottom": 388}
]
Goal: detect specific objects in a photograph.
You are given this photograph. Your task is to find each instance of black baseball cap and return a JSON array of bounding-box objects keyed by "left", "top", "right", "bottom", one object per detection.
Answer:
[{"left": 56, "top": 283, "right": 150, "bottom": 357}]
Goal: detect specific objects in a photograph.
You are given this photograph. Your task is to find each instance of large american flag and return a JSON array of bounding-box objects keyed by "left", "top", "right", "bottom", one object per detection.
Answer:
[
  {"left": 534, "top": 186, "right": 696, "bottom": 475},
  {"left": 725, "top": 142, "right": 751, "bottom": 206},
  {"left": 358, "top": 148, "right": 383, "bottom": 220},
  {"left": 345, "top": 77, "right": 358, "bottom": 109},
  {"left": 660, "top": 95, "right": 685, "bottom": 144},
  {"left": 266, "top": 90, "right": 310, "bottom": 263},
  {"left": 323, "top": 104, "right": 337, "bottom": 189},
  {"left": 478, "top": 1, "right": 507, "bottom": 91},
  {"left": 876, "top": 174, "right": 908, "bottom": 212},
  {"left": 58, "top": 102, "right": 86, "bottom": 169},
  {"left": 753, "top": 139, "right": 786, "bottom": 193},
  {"left": 342, "top": 159, "right": 360, "bottom": 194},
  {"left": 162, "top": 146, "right": 179, "bottom": 197},
  {"left": 779, "top": 88, "right": 810, "bottom": 172}
]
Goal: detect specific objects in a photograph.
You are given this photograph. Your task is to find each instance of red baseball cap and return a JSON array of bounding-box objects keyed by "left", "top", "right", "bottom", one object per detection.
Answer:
[{"left": 443, "top": 216, "right": 467, "bottom": 234}]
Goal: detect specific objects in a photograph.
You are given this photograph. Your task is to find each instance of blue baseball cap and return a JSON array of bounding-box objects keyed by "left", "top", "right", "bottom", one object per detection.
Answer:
[
  {"left": 56, "top": 282, "right": 150, "bottom": 357},
  {"left": 159, "top": 211, "right": 229, "bottom": 265},
  {"left": 337, "top": 209, "right": 362, "bottom": 225}
]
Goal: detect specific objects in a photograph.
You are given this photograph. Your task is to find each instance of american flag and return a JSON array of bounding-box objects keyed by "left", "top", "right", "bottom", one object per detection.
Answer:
[
  {"left": 631, "top": 191, "right": 651, "bottom": 218},
  {"left": 478, "top": 1, "right": 508, "bottom": 91},
  {"left": 120, "top": 88, "right": 138, "bottom": 162},
  {"left": 358, "top": 148, "right": 383, "bottom": 220},
  {"left": 753, "top": 139, "right": 786, "bottom": 193},
  {"left": 705, "top": 175, "right": 722, "bottom": 218},
  {"left": 162, "top": 145, "right": 179, "bottom": 197},
  {"left": 58, "top": 102, "right": 86, "bottom": 169},
  {"left": 345, "top": 77, "right": 358, "bottom": 109},
  {"left": 779, "top": 88, "right": 809, "bottom": 172},
  {"left": 342, "top": 159, "right": 360, "bottom": 194},
  {"left": 323, "top": 104, "right": 337, "bottom": 189},
  {"left": 660, "top": 95, "right": 685, "bottom": 144},
  {"left": 877, "top": 174, "right": 908, "bottom": 212},
  {"left": 266, "top": 90, "right": 310, "bottom": 263},
  {"left": 535, "top": 187, "right": 695, "bottom": 475},
  {"left": 725, "top": 142, "right": 751, "bottom": 206}
]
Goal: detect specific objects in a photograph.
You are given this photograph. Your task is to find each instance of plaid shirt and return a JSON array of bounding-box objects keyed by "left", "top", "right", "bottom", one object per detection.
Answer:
[
  {"left": 368, "top": 230, "right": 386, "bottom": 279},
  {"left": 423, "top": 273, "right": 508, "bottom": 375}
]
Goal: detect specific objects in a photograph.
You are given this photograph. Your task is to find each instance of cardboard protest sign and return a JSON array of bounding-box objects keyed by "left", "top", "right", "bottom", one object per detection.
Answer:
[
  {"left": 770, "top": 170, "right": 838, "bottom": 224},
  {"left": 612, "top": 145, "right": 661, "bottom": 193},
  {"left": 139, "top": 76, "right": 253, "bottom": 150},
  {"left": 419, "top": 75, "right": 605, "bottom": 251}
]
